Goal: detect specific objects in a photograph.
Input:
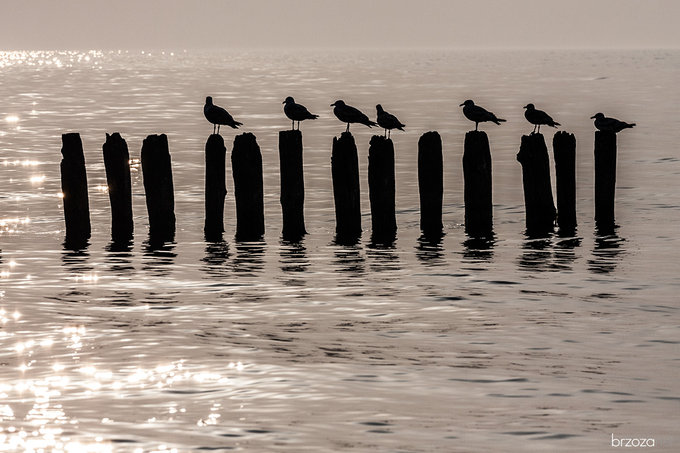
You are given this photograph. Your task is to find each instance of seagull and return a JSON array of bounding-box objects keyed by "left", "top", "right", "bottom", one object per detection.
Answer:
[
  {"left": 331, "top": 100, "right": 377, "bottom": 132},
  {"left": 376, "top": 104, "right": 405, "bottom": 138},
  {"left": 460, "top": 100, "right": 506, "bottom": 131},
  {"left": 204, "top": 96, "right": 242, "bottom": 134},
  {"left": 523, "top": 103, "right": 560, "bottom": 134},
  {"left": 283, "top": 96, "right": 319, "bottom": 130},
  {"left": 591, "top": 113, "right": 636, "bottom": 133}
]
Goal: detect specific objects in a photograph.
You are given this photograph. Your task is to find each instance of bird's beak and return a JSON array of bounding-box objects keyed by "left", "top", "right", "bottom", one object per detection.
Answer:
[
  {"left": 282, "top": 100, "right": 286, "bottom": 104},
  {"left": 330, "top": 103, "right": 335, "bottom": 106},
  {"left": 590, "top": 115, "right": 596, "bottom": 119},
  {"left": 459, "top": 103, "right": 464, "bottom": 107},
  {"left": 523, "top": 105, "right": 529, "bottom": 109}
]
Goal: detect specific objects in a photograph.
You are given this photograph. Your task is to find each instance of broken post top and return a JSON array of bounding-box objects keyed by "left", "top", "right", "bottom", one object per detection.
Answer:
[
  {"left": 333, "top": 131, "right": 356, "bottom": 147},
  {"left": 206, "top": 133, "right": 225, "bottom": 148},
  {"left": 233, "top": 132, "right": 258, "bottom": 149},
  {"left": 553, "top": 130, "right": 576, "bottom": 151},
  {"left": 61, "top": 133, "right": 84, "bottom": 161},
  {"left": 369, "top": 135, "right": 393, "bottom": 147},
  {"left": 142, "top": 134, "right": 169, "bottom": 149},
  {"left": 105, "top": 132, "right": 124, "bottom": 142},
  {"left": 418, "top": 131, "right": 442, "bottom": 148}
]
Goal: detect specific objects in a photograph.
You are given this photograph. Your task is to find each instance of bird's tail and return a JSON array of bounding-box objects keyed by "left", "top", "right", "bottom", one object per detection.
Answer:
[
  {"left": 367, "top": 120, "right": 378, "bottom": 127},
  {"left": 493, "top": 118, "right": 507, "bottom": 124},
  {"left": 553, "top": 122, "right": 561, "bottom": 127},
  {"left": 231, "top": 121, "right": 243, "bottom": 128},
  {"left": 626, "top": 123, "right": 636, "bottom": 128},
  {"left": 311, "top": 114, "right": 319, "bottom": 119}
]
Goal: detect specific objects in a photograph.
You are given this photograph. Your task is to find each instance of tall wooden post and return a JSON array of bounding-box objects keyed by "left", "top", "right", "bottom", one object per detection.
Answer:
[
  {"left": 141, "top": 134, "right": 175, "bottom": 242},
  {"left": 60, "top": 133, "right": 91, "bottom": 246},
  {"left": 331, "top": 132, "right": 361, "bottom": 242},
  {"left": 418, "top": 131, "right": 443, "bottom": 237},
  {"left": 516, "top": 133, "right": 556, "bottom": 236},
  {"left": 232, "top": 133, "right": 265, "bottom": 241},
  {"left": 463, "top": 130, "right": 493, "bottom": 237},
  {"left": 553, "top": 131, "right": 577, "bottom": 234},
  {"left": 368, "top": 135, "right": 396, "bottom": 243},
  {"left": 103, "top": 132, "right": 133, "bottom": 242},
  {"left": 279, "top": 130, "right": 306, "bottom": 241},
  {"left": 204, "top": 134, "right": 227, "bottom": 241},
  {"left": 594, "top": 130, "right": 617, "bottom": 231}
]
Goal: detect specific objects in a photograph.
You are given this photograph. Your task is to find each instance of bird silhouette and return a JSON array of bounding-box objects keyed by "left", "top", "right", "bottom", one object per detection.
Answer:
[
  {"left": 523, "top": 103, "right": 560, "bottom": 134},
  {"left": 283, "top": 96, "right": 319, "bottom": 130},
  {"left": 591, "top": 113, "right": 636, "bottom": 133},
  {"left": 204, "top": 96, "right": 242, "bottom": 134},
  {"left": 331, "top": 100, "right": 377, "bottom": 132},
  {"left": 376, "top": 104, "right": 405, "bottom": 138},
  {"left": 460, "top": 100, "right": 506, "bottom": 131}
]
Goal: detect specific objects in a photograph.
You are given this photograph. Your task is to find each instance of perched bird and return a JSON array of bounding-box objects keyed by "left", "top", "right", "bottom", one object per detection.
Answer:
[
  {"left": 376, "top": 104, "right": 405, "bottom": 138},
  {"left": 283, "top": 96, "right": 319, "bottom": 130},
  {"left": 204, "top": 96, "right": 242, "bottom": 134},
  {"left": 591, "top": 113, "right": 636, "bottom": 133},
  {"left": 523, "top": 103, "right": 560, "bottom": 134},
  {"left": 331, "top": 100, "right": 377, "bottom": 132},
  {"left": 460, "top": 100, "right": 506, "bottom": 131}
]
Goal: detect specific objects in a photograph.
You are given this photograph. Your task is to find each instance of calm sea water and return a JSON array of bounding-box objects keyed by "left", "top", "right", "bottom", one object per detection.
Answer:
[{"left": 0, "top": 49, "right": 678, "bottom": 452}]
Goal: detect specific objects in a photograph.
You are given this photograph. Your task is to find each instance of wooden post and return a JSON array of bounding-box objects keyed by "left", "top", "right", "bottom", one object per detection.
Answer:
[
  {"left": 141, "top": 134, "right": 175, "bottom": 242},
  {"left": 516, "top": 133, "right": 556, "bottom": 236},
  {"left": 279, "top": 130, "right": 306, "bottom": 241},
  {"left": 417, "top": 131, "right": 443, "bottom": 237},
  {"left": 463, "top": 130, "right": 493, "bottom": 237},
  {"left": 60, "top": 133, "right": 91, "bottom": 245},
  {"left": 103, "top": 132, "right": 133, "bottom": 243},
  {"left": 553, "top": 131, "right": 577, "bottom": 234},
  {"left": 331, "top": 132, "right": 361, "bottom": 242},
  {"left": 594, "top": 130, "right": 617, "bottom": 231},
  {"left": 232, "top": 133, "right": 265, "bottom": 241},
  {"left": 204, "top": 134, "right": 227, "bottom": 241},
  {"left": 368, "top": 135, "right": 396, "bottom": 243}
]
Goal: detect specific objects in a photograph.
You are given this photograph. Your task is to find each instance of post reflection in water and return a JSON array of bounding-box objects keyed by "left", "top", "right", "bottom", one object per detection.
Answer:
[
  {"left": 104, "top": 239, "right": 135, "bottom": 276},
  {"left": 462, "top": 235, "right": 496, "bottom": 264},
  {"left": 415, "top": 233, "right": 446, "bottom": 266},
  {"left": 553, "top": 236, "right": 582, "bottom": 270},
  {"left": 279, "top": 239, "right": 310, "bottom": 274},
  {"left": 142, "top": 240, "right": 177, "bottom": 277},
  {"left": 61, "top": 245, "right": 92, "bottom": 276},
  {"left": 366, "top": 242, "right": 402, "bottom": 275},
  {"left": 332, "top": 243, "right": 366, "bottom": 277},
  {"left": 231, "top": 241, "right": 266, "bottom": 275},
  {"left": 589, "top": 227, "right": 625, "bottom": 274},
  {"left": 517, "top": 236, "right": 553, "bottom": 271},
  {"left": 201, "top": 240, "right": 230, "bottom": 277}
]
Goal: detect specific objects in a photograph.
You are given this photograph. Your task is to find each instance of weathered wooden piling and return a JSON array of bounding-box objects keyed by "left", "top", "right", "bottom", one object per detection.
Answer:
[
  {"left": 331, "top": 132, "right": 361, "bottom": 242},
  {"left": 60, "top": 133, "right": 91, "bottom": 244},
  {"left": 232, "top": 133, "right": 264, "bottom": 241},
  {"left": 516, "top": 133, "right": 556, "bottom": 236},
  {"left": 279, "top": 130, "right": 307, "bottom": 241},
  {"left": 417, "top": 131, "right": 443, "bottom": 236},
  {"left": 204, "top": 134, "right": 227, "bottom": 241},
  {"left": 463, "top": 130, "right": 493, "bottom": 237},
  {"left": 553, "top": 131, "right": 577, "bottom": 233},
  {"left": 103, "top": 132, "right": 133, "bottom": 242},
  {"left": 141, "top": 134, "right": 175, "bottom": 242},
  {"left": 368, "top": 135, "right": 397, "bottom": 243},
  {"left": 594, "top": 130, "right": 617, "bottom": 230}
]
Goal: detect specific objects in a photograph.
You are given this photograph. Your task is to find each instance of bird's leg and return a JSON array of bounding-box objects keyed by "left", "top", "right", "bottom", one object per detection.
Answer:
[
  {"left": 537, "top": 125, "right": 541, "bottom": 134},
  {"left": 297, "top": 121, "right": 300, "bottom": 130},
  {"left": 217, "top": 124, "right": 221, "bottom": 134},
  {"left": 475, "top": 122, "right": 479, "bottom": 131},
  {"left": 213, "top": 124, "right": 216, "bottom": 134},
  {"left": 346, "top": 123, "right": 350, "bottom": 133}
]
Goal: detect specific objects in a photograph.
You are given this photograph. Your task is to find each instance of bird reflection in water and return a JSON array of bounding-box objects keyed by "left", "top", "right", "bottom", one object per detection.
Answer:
[
  {"left": 232, "top": 241, "right": 265, "bottom": 276},
  {"left": 589, "top": 227, "right": 625, "bottom": 274},
  {"left": 416, "top": 233, "right": 446, "bottom": 266}
]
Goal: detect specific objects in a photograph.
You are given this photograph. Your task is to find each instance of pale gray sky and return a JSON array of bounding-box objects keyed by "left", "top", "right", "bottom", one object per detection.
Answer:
[{"left": 2, "top": 0, "right": 679, "bottom": 50}]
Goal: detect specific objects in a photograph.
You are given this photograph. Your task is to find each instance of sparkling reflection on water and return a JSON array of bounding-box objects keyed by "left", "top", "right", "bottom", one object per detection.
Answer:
[{"left": 0, "top": 49, "right": 679, "bottom": 452}]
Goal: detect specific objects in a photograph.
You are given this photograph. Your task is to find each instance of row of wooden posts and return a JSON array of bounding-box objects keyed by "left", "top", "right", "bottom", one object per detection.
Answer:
[{"left": 59, "top": 128, "right": 620, "bottom": 247}]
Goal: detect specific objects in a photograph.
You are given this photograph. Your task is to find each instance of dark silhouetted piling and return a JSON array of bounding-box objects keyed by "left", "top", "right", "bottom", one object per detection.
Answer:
[
  {"left": 279, "top": 130, "right": 306, "bottom": 241},
  {"left": 141, "top": 134, "right": 175, "bottom": 242},
  {"left": 463, "top": 130, "right": 493, "bottom": 237},
  {"left": 60, "top": 133, "right": 91, "bottom": 244},
  {"left": 103, "top": 132, "right": 133, "bottom": 242},
  {"left": 594, "top": 130, "right": 617, "bottom": 231},
  {"left": 204, "top": 134, "right": 227, "bottom": 241},
  {"left": 232, "top": 133, "right": 264, "bottom": 241},
  {"left": 368, "top": 135, "right": 396, "bottom": 243},
  {"left": 516, "top": 133, "right": 556, "bottom": 236},
  {"left": 331, "top": 132, "right": 361, "bottom": 242},
  {"left": 417, "top": 131, "right": 443, "bottom": 236},
  {"left": 553, "top": 131, "right": 577, "bottom": 234}
]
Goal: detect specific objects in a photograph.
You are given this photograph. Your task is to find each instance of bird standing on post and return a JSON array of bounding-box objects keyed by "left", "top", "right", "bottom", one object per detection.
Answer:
[
  {"left": 331, "top": 100, "right": 377, "bottom": 132},
  {"left": 460, "top": 100, "right": 506, "bottom": 131},
  {"left": 204, "top": 96, "right": 242, "bottom": 134},
  {"left": 523, "top": 103, "right": 560, "bottom": 134},
  {"left": 283, "top": 96, "right": 319, "bottom": 130},
  {"left": 376, "top": 104, "right": 405, "bottom": 138},
  {"left": 591, "top": 113, "right": 635, "bottom": 133}
]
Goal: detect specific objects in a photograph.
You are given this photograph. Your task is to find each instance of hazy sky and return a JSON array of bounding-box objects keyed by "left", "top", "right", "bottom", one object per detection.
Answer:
[{"left": 2, "top": 0, "right": 679, "bottom": 50}]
